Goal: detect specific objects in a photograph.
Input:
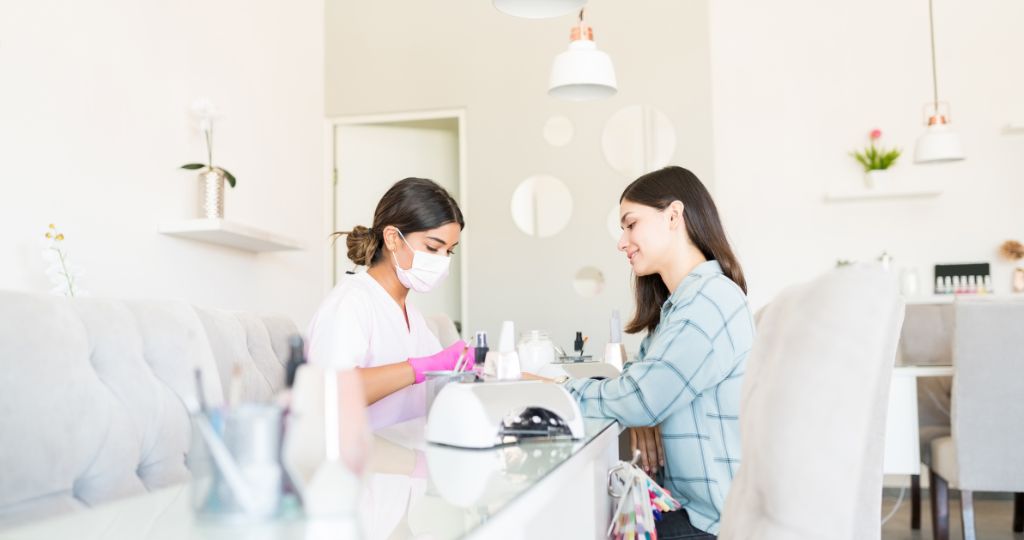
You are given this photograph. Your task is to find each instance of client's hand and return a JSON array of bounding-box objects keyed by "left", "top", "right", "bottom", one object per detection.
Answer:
[
  {"left": 630, "top": 426, "right": 665, "bottom": 474},
  {"left": 407, "top": 340, "right": 475, "bottom": 384}
]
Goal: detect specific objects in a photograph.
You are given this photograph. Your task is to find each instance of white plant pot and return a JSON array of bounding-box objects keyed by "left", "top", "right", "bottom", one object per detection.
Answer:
[
  {"left": 198, "top": 169, "right": 226, "bottom": 219},
  {"left": 864, "top": 169, "right": 891, "bottom": 189}
]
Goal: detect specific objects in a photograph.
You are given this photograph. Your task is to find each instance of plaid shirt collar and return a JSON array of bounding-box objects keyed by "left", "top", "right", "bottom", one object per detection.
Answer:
[{"left": 662, "top": 259, "right": 723, "bottom": 313}]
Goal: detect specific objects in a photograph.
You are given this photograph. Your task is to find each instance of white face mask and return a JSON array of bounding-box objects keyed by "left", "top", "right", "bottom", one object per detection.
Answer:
[{"left": 391, "top": 230, "right": 451, "bottom": 293}]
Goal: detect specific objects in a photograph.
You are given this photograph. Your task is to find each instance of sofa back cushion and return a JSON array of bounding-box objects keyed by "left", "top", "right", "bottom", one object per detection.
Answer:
[{"left": 0, "top": 291, "right": 295, "bottom": 527}]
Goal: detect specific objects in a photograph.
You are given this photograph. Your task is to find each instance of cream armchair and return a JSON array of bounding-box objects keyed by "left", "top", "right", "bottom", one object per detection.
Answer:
[
  {"left": 927, "top": 300, "right": 1024, "bottom": 540},
  {"left": 719, "top": 264, "right": 904, "bottom": 540}
]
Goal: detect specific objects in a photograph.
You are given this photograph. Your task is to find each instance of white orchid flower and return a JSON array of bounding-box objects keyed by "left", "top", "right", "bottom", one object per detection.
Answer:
[{"left": 190, "top": 98, "right": 218, "bottom": 120}]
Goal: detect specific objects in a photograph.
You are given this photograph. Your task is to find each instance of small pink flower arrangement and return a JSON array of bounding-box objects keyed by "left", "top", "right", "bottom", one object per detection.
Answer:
[{"left": 851, "top": 129, "right": 901, "bottom": 172}]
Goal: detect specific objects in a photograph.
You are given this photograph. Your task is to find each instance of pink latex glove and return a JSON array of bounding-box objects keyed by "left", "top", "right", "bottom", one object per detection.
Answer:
[{"left": 407, "top": 340, "right": 476, "bottom": 384}]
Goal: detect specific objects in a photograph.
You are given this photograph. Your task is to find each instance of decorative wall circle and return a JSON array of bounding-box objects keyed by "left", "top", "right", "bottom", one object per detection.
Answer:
[
  {"left": 573, "top": 267, "right": 605, "bottom": 298},
  {"left": 543, "top": 116, "right": 574, "bottom": 147},
  {"left": 601, "top": 105, "right": 676, "bottom": 178},
  {"left": 510, "top": 174, "right": 573, "bottom": 238}
]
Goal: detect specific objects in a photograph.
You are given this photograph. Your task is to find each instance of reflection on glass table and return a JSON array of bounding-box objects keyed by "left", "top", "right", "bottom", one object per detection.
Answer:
[{"left": 364, "top": 416, "right": 616, "bottom": 540}]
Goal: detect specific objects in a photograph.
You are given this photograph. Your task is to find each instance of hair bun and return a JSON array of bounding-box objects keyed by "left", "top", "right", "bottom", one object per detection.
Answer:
[{"left": 345, "top": 225, "right": 379, "bottom": 266}]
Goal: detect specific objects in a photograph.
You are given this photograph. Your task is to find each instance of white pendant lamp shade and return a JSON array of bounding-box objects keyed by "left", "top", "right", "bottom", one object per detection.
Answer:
[
  {"left": 493, "top": 0, "right": 586, "bottom": 19},
  {"left": 915, "top": 0, "right": 964, "bottom": 164},
  {"left": 915, "top": 111, "right": 965, "bottom": 163},
  {"left": 548, "top": 23, "right": 617, "bottom": 101}
]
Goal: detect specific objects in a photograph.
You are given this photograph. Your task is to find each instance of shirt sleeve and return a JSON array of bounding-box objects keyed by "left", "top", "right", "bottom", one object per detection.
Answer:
[
  {"left": 307, "top": 288, "right": 373, "bottom": 369},
  {"left": 563, "top": 318, "right": 725, "bottom": 427}
]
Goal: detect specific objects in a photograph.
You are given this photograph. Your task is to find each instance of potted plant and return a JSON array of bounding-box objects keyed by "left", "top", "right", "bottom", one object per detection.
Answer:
[
  {"left": 1000, "top": 240, "right": 1024, "bottom": 293},
  {"left": 851, "top": 129, "right": 901, "bottom": 188},
  {"left": 181, "top": 99, "right": 237, "bottom": 219}
]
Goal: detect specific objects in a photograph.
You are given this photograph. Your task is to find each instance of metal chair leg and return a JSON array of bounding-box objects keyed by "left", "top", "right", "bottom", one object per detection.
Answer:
[{"left": 960, "top": 489, "right": 975, "bottom": 540}]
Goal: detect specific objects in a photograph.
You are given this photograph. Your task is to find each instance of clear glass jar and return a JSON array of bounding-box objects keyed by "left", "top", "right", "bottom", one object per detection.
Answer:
[{"left": 517, "top": 330, "right": 557, "bottom": 372}]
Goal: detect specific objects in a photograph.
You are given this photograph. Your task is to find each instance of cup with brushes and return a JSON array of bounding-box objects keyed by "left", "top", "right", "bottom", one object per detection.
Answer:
[{"left": 189, "top": 335, "right": 371, "bottom": 521}]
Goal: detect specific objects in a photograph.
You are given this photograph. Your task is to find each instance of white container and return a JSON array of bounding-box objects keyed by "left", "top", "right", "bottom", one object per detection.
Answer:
[{"left": 517, "top": 330, "right": 557, "bottom": 373}]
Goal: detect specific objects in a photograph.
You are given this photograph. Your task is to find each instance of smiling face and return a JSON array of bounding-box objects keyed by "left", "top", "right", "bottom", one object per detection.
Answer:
[
  {"left": 385, "top": 222, "right": 461, "bottom": 270},
  {"left": 617, "top": 199, "right": 684, "bottom": 276}
]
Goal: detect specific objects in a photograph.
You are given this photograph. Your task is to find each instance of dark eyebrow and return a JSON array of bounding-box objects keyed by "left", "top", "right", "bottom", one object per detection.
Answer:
[
  {"left": 619, "top": 212, "right": 634, "bottom": 225},
  {"left": 426, "top": 236, "right": 458, "bottom": 248}
]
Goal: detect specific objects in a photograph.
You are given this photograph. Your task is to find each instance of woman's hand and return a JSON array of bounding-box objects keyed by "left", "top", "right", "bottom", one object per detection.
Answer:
[{"left": 630, "top": 426, "right": 665, "bottom": 474}]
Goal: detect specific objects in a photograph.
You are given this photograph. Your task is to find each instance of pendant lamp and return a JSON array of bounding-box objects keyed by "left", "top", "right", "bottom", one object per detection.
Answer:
[
  {"left": 548, "top": 9, "right": 617, "bottom": 101},
  {"left": 493, "top": 0, "right": 586, "bottom": 19},
  {"left": 914, "top": 0, "right": 964, "bottom": 163}
]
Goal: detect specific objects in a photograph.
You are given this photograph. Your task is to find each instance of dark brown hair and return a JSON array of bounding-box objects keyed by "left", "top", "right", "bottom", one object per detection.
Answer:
[
  {"left": 333, "top": 177, "right": 464, "bottom": 267},
  {"left": 620, "top": 166, "right": 746, "bottom": 334}
]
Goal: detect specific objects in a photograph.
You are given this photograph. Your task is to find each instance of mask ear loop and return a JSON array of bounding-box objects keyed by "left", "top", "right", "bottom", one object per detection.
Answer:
[{"left": 387, "top": 227, "right": 408, "bottom": 270}]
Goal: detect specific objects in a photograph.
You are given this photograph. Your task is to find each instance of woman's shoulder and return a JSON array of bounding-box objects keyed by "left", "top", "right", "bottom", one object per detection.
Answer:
[
  {"left": 319, "top": 273, "right": 378, "bottom": 312},
  {"left": 699, "top": 272, "right": 747, "bottom": 306},
  {"left": 671, "top": 271, "right": 750, "bottom": 331}
]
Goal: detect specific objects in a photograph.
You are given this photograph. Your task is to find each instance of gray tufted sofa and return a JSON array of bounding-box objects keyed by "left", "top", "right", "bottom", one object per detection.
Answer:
[{"left": 0, "top": 290, "right": 297, "bottom": 528}]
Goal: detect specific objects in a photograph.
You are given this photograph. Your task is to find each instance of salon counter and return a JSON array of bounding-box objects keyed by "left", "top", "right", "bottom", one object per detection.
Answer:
[{"left": 0, "top": 417, "right": 621, "bottom": 540}]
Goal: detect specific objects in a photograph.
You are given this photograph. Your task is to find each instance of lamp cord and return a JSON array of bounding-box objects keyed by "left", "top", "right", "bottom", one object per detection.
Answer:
[{"left": 928, "top": 0, "right": 939, "bottom": 106}]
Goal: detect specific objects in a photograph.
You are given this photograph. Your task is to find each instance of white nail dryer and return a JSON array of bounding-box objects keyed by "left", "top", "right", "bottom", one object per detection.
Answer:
[{"left": 425, "top": 381, "right": 584, "bottom": 449}]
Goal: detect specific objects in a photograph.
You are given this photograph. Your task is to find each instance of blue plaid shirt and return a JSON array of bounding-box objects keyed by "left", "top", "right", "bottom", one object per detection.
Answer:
[{"left": 564, "top": 260, "right": 754, "bottom": 534}]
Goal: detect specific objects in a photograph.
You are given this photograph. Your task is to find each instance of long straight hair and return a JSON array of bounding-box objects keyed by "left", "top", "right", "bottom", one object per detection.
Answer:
[{"left": 621, "top": 166, "right": 747, "bottom": 334}]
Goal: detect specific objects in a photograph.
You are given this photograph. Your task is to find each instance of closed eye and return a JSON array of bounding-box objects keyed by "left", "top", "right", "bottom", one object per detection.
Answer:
[{"left": 427, "top": 245, "right": 456, "bottom": 256}]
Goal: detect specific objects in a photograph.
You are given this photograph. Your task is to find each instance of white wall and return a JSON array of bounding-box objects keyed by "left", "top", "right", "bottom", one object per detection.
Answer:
[
  {"left": 0, "top": 0, "right": 326, "bottom": 327},
  {"left": 333, "top": 121, "right": 462, "bottom": 323},
  {"left": 325, "top": 0, "right": 714, "bottom": 354},
  {"left": 708, "top": 0, "right": 1024, "bottom": 309}
]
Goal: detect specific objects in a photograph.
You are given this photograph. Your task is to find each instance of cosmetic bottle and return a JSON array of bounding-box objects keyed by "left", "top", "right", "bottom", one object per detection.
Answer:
[
  {"left": 495, "top": 321, "right": 522, "bottom": 380},
  {"left": 604, "top": 310, "right": 626, "bottom": 372}
]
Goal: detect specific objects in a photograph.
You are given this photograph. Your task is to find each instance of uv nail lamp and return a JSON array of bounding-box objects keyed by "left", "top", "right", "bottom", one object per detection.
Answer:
[
  {"left": 425, "top": 381, "right": 584, "bottom": 449},
  {"left": 536, "top": 361, "right": 621, "bottom": 381}
]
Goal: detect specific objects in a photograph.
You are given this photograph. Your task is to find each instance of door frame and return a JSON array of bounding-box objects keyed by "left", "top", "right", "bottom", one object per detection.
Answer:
[{"left": 323, "top": 108, "right": 470, "bottom": 333}]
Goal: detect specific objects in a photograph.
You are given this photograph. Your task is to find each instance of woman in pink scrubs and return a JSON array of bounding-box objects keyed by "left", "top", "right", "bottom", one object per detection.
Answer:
[{"left": 307, "top": 177, "right": 473, "bottom": 430}]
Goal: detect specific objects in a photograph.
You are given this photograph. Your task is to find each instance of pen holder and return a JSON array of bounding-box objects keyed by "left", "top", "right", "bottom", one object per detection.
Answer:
[
  {"left": 425, "top": 370, "right": 477, "bottom": 414},
  {"left": 189, "top": 403, "right": 285, "bottom": 521}
]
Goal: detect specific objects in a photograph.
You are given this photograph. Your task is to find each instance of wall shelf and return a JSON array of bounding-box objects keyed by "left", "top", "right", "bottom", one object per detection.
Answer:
[
  {"left": 159, "top": 219, "right": 303, "bottom": 252},
  {"left": 824, "top": 185, "right": 942, "bottom": 203}
]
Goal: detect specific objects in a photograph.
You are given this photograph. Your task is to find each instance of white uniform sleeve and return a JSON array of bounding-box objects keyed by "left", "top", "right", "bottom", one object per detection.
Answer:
[{"left": 307, "top": 288, "right": 373, "bottom": 369}]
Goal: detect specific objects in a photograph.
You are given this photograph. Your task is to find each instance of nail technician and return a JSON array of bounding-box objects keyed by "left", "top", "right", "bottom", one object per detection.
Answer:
[
  {"left": 550, "top": 166, "right": 754, "bottom": 538},
  {"left": 307, "top": 177, "right": 474, "bottom": 430}
]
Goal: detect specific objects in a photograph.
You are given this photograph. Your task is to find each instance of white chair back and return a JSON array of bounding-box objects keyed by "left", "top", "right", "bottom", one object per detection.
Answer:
[
  {"left": 950, "top": 299, "right": 1024, "bottom": 491},
  {"left": 719, "top": 265, "right": 904, "bottom": 540}
]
